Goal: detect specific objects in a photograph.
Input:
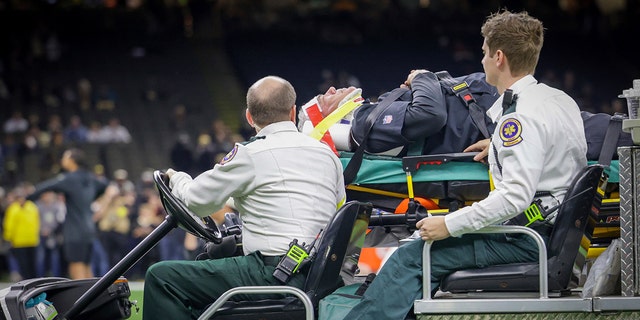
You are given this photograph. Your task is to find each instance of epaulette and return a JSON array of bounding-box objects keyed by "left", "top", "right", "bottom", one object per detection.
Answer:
[
  {"left": 502, "top": 89, "right": 518, "bottom": 115},
  {"left": 241, "top": 135, "right": 266, "bottom": 145}
]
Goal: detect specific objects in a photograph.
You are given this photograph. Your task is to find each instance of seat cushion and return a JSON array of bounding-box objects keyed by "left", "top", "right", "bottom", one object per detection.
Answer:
[{"left": 440, "top": 263, "right": 564, "bottom": 293}]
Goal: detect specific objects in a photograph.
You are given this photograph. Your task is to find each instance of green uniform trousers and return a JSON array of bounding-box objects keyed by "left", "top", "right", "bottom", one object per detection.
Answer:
[
  {"left": 346, "top": 232, "right": 546, "bottom": 319},
  {"left": 142, "top": 251, "right": 306, "bottom": 320}
]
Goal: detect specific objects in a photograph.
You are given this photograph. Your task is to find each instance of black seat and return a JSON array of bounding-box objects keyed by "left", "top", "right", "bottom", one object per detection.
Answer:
[
  {"left": 439, "top": 164, "right": 604, "bottom": 294},
  {"left": 200, "top": 201, "right": 372, "bottom": 320}
]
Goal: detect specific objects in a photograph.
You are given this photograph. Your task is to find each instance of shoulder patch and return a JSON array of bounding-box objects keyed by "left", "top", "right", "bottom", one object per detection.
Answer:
[
  {"left": 499, "top": 118, "right": 523, "bottom": 147},
  {"left": 219, "top": 145, "right": 238, "bottom": 165}
]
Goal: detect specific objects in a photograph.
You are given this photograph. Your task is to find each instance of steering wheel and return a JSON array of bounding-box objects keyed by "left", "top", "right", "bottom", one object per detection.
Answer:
[{"left": 153, "top": 170, "right": 223, "bottom": 244}]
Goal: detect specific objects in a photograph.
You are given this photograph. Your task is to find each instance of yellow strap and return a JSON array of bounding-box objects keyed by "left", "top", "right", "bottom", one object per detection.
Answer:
[
  {"left": 309, "top": 99, "right": 362, "bottom": 140},
  {"left": 488, "top": 170, "right": 495, "bottom": 191},
  {"left": 406, "top": 172, "right": 415, "bottom": 199},
  {"left": 337, "top": 196, "right": 346, "bottom": 209},
  {"left": 346, "top": 184, "right": 408, "bottom": 199}
]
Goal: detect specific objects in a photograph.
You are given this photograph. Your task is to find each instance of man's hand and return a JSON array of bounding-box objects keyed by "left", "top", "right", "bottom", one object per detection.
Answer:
[
  {"left": 166, "top": 168, "right": 177, "bottom": 179},
  {"left": 416, "top": 216, "right": 450, "bottom": 241},
  {"left": 464, "top": 138, "right": 490, "bottom": 163},
  {"left": 403, "top": 69, "right": 428, "bottom": 88}
]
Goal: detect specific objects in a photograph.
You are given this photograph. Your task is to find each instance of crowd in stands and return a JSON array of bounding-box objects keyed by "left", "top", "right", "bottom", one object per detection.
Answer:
[
  {"left": 169, "top": 118, "right": 245, "bottom": 177},
  {"left": 0, "top": 2, "right": 252, "bottom": 280},
  {"left": 0, "top": 0, "right": 638, "bottom": 282},
  {"left": 0, "top": 165, "right": 204, "bottom": 281}
]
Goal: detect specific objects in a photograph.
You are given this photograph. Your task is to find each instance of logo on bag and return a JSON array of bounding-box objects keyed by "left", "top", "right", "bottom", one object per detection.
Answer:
[{"left": 382, "top": 115, "right": 393, "bottom": 124}]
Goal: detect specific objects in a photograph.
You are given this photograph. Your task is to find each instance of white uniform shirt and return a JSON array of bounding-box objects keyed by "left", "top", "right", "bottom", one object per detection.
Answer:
[
  {"left": 445, "top": 75, "right": 588, "bottom": 237},
  {"left": 170, "top": 121, "right": 346, "bottom": 255}
]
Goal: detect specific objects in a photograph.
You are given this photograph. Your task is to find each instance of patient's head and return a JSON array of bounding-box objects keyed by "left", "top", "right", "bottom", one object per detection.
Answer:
[{"left": 317, "top": 86, "right": 357, "bottom": 117}]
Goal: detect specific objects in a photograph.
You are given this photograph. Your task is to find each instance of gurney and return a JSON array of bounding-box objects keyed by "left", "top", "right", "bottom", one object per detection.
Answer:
[
  {"left": 339, "top": 152, "right": 621, "bottom": 273},
  {"left": 340, "top": 152, "right": 492, "bottom": 212}
]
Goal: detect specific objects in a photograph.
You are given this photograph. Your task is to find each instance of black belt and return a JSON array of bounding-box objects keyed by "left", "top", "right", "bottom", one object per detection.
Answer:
[
  {"left": 534, "top": 191, "right": 552, "bottom": 198},
  {"left": 262, "top": 255, "right": 283, "bottom": 267},
  {"left": 530, "top": 222, "right": 553, "bottom": 238}
]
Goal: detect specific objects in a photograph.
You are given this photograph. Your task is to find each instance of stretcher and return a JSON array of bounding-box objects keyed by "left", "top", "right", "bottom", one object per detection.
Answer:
[{"left": 339, "top": 152, "right": 621, "bottom": 273}]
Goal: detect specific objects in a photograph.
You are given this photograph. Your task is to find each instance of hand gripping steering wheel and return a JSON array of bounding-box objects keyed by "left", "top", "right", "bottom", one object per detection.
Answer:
[{"left": 153, "top": 170, "right": 223, "bottom": 244}]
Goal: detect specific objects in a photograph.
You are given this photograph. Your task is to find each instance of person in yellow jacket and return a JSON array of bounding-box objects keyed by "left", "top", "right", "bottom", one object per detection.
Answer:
[{"left": 3, "top": 185, "right": 40, "bottom": 280}]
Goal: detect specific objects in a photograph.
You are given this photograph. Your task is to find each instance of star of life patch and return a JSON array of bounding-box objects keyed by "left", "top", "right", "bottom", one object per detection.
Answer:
[
  {"left": 499, "top": 118, "right": 523, "bottom": 147},
  {"left": 219, "top": 145, "right": 238, "bottom": 165}
]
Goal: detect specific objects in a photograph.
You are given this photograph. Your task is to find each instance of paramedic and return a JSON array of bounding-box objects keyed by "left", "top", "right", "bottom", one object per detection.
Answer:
[
  {"left": 345, "top": 10, "right": 588, "bottom": 319},
  {"left": 142, "top": 75, "right": 346, "bottom": 320}
]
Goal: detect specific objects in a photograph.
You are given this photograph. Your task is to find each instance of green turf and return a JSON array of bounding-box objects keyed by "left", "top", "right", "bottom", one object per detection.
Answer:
[{"left": 128, "top": 288, "right": 143, "bottom": 320}]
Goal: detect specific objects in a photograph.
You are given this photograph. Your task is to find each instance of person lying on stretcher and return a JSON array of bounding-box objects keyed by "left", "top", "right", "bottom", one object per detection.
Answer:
[{"left": 298, "top": 69, "right": 499, "bottom": 157}]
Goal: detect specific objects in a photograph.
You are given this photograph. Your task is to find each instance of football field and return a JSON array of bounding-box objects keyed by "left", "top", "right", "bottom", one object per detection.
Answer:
[{"left": 128, "top": 281, "right": 144, "bottom": 320}]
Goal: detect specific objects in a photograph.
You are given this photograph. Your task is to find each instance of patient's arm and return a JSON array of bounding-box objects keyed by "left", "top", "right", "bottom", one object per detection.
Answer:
[{"left": 402, "top": 72, "right": 448, "bottom": 141}]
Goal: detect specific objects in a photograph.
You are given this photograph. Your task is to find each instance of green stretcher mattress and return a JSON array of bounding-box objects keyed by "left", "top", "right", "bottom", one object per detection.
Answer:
[{"left": 339, "top": 152, "right": 620, "bottom": 185}]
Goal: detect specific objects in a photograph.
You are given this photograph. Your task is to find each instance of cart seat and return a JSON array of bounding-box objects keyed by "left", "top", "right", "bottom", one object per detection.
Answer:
[{"left": 439, "top": 165, "right": 604, "bottom": 294}]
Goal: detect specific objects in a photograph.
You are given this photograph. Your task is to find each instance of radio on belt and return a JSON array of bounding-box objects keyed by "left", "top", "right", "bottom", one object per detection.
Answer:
[{"left": 273, "top": 230, "right": 321, "bottom": 284}]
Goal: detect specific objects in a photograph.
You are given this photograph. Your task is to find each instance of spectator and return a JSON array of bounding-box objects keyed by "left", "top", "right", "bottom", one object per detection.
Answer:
[
  {"left": 77, "top": 78, "right": 92, "bottom": 112},
  {"left": 130, "top": 198, "right": 163, "bottom": 279},
  {"left": 135, "top": 168, "right": 156, "bottom": 200},
  {"left": 26, "top": 113, "right": 45, "bottom": 133},
  {"left": 3, "top": 111, "right": 29, "bottom": 136},
  {"left": 63, "top": 115, "right": 89, "bottom": 144},
  {"left": 100, "top": 117, "right": 132, "bottom": 143},
  {"left": 86, "top": 120, "right": 106, "bottom": 143},
  {"left": 193, "top": 133, "right": 216, "bottom": 174},
  {"left": 209, "top": 119, "right": 236, "bottom": 153},
  {"left": 170, "top": 133, "right": 194, "bottom": 174},
  {"left": 113, "top": 169, "right": 135, "bottom": 194},
  {"left": 170, "top": 104, "right": 189, "bottom": 134},
  {"left": 158, "top": 203, "right": 186, "bottom": 262},
  {"left": 94, "top": 184, "right": 133, "bottom": 269},
  {"left": 94, "top": 84, "right": 117, "bottom": 113},
  {"left": 3, "top": 184, "right": 40, "bottom": 280},
  {"left": 46, "top": 114, "right": 64, "bottom": 134},
  {"left": 35, "top": 190, "right": 65, "bottom": 277},
  {"left": 38, "top": 130, "right": 66, "bottom": 177},
  {"left": 22, "top": 127, "right": 44, "bottom": 153}
]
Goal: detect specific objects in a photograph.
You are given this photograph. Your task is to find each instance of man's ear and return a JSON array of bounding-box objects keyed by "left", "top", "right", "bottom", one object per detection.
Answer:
[
  {"left": 289, "top": 105, "right": 297, "bottom": 122},
  {"left": 495, "top": 49, "right": 506, "bottom": 68},
  {"left": 245, "top": 108, "right": 255, "bottom": 128}
]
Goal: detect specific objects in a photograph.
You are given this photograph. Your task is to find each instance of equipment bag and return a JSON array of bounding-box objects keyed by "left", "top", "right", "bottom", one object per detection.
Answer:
[{"left": 581, "top": 111, "right": 634, "bottom": 162}]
